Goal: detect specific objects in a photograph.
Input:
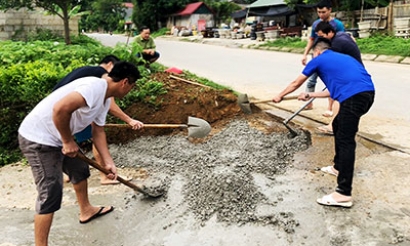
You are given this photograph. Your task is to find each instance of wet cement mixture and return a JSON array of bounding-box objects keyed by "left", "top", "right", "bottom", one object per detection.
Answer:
[{"left": 1, "top": 71, "right": 409, "bottom": 246}]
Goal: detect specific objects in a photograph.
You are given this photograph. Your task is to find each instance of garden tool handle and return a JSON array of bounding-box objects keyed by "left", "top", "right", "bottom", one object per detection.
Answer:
[
  {"left": 104, "top": 124, "right": 188, "bottom": 129},
  {"left": 252, "top": 95, "right": 299, "bottom": 104}
]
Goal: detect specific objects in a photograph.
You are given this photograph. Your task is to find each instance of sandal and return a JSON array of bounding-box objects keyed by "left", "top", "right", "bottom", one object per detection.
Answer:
[
  {"left": 322, "top": 110, "right": 333, "bottom": 117},
  {"left": 320, "top": 165, "right": 338, "bottom": 176},
  {"left": 317, "top": 125, "right": 333, "bottom": 135},
  {"left": 317, "top": 194, "right": 353, "bottom": 208}
]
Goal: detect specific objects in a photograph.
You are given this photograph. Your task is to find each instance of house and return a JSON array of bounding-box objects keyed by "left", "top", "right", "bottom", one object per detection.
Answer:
[
  {"left": 123, "top": 2, "right": 134, "bottom": 30},
  {"left": 240, "top": 0, "right": 317, "bottom": 37},
  {"left": 167, "top": 2, "right": 214, "bottom": 31}
]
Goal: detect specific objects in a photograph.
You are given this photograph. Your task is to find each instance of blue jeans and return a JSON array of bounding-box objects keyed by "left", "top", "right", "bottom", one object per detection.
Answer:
[
  {"left": 306, "top": 72, "right": 318, "bottom": 92},
  {"left": 332, "top": 91, "right": 375, "bottom": 196}
]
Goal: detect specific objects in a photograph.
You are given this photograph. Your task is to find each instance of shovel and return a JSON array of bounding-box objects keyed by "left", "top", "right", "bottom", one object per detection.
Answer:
[
  {"left": 282, "top": 87, "right": 327, "bottom": 138},
  {"left": 76, "top": 152, "right": 165, "bottom": 198},
  {"left": 237, "top": 93, "right": 299, "bottom": 114},
  {"left": 104, "top": 116, "right": 212, "bottom": 138}
]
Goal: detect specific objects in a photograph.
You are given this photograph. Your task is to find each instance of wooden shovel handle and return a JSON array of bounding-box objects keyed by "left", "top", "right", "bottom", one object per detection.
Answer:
[
  {"left": 76, "top": 152, "right": 146, "bottom": 194},
  {"left": 104, "top": 124, "right": 188, "bottom": 129},
  {"left": 169, "top": 75, "right": 212, "bottom": 89},
  {"left": 252, "top": 95, "right": 299, "bottom": 104}
]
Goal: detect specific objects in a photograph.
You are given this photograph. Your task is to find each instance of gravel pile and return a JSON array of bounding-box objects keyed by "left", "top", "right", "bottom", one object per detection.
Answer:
[{"left": 110, "top": 119, "right": 310, "bottom": 232}]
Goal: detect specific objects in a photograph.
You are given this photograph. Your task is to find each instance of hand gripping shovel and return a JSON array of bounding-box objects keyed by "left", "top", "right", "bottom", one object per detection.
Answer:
[
  {"left": 76, "top": 152, "right": 165, "bottom": 198},
  {"left": 104, "top": 116, "right": 212, "bottom": 138},
  {"left": 237, "top": 93, "right": 299, "bottom": 114}
]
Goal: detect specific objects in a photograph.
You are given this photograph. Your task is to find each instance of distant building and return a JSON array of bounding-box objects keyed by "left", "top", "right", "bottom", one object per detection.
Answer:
[
  {"left": 124, "top": 2, "right": 134, "bottom": 30},
  {"left": 167, "top": 2, "right": 215, "bottom": 31}
]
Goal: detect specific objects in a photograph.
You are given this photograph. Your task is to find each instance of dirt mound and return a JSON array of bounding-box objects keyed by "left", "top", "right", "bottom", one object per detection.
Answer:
[{"left": 106, "top": 72, "right": 244, "bottom": 144}]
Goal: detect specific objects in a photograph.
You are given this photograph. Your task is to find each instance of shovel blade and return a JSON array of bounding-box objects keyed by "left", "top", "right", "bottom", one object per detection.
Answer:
[
  {"left": 187, "top": 116, "right": 211, "bottom": 138},
  {"left": 237, "top": 93, "right": 253, "bottom": 114}
]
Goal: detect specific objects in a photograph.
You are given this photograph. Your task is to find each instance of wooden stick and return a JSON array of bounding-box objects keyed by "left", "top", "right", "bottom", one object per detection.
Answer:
[{"left": 169, "top": 75, "right": 212, "bottom": 89}]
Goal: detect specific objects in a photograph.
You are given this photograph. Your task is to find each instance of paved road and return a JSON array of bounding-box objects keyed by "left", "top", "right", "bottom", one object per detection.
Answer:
[{"left": 89, "top": 33, "right": 410, "bottom": 153}]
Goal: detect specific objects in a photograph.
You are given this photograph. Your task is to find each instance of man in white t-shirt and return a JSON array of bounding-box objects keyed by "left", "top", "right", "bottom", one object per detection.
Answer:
[{"left": 18, "top": 61, "right": 140, "bottom": 246}]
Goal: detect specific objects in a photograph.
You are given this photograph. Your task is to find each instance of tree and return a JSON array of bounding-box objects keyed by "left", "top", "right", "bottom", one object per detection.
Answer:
[
  {"left": 83, "top": 0, "right": 126, "bottom": 32},
  {"left": 0, "top": 0, "right": 84, "bottom": 44},
  {"left": 202, "top": 1, "right": 242, "bottom": 26},
  {"left": 133, "top": 0, "right": 190, "bottom": 31}
]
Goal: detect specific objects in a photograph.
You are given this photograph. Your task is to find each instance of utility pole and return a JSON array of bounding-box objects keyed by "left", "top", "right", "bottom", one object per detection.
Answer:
[{"left": 387, "top": 0, "right": 394, "bottom": 33}]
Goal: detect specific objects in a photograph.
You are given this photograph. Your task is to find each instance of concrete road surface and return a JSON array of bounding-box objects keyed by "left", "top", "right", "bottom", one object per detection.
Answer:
[{"left": 88, "top": 33, "right": 410, "bottom": 154}]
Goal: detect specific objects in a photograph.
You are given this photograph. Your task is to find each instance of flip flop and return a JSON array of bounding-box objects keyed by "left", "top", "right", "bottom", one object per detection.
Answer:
[
  {"left": 317, "top": 194, "right": 353, "bottom": 208},
  {"left": 317, "top": 125, "right": 333, "bottom": 135},
  {"left": 320, "top": 165, "right": 338, "bottom": 176},
  {"left": 79, "top": 206, "right": 114, "bottom": 224}
]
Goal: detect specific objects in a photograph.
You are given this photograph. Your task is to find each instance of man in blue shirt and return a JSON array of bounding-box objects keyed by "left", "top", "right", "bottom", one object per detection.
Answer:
[
  {"left": 314, "top": 21, "right": 363, "bottom": 135},
  {"left": 301, "top": 0, "right": 345, "bottom": 111},
  {"left": 272, "top": 38, "right": 375, "bottom": 208}
]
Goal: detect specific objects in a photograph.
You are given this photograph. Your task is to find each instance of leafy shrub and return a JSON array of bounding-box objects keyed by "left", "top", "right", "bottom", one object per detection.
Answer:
[
  {"left": 0, "top": 37, "right": 148, "bottom": 166},
  {"left": 356, "top": 34, "right": 410, "bottom": 57},
  {"left": 26, "top": 28, "right": 63, "bottom": 42}
]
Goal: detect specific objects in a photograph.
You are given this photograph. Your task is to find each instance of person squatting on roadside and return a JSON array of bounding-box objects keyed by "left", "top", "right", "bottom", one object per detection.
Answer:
[
  {"left": 18, "top": 62, "right": 141, "bottom": 246},
  {"left": 134, "top": 26, "right": 160, "bottom": 67},
  {"left": 301, "top": 0, "right": 344, "bottom": 112},
  {"left": 314, "top": 21, "right": 364, "bottom": 135},
  {"left": 53, "top": 55, "right": 144, "bottom": 185},
  {"left": 272, "top": 38, "right": 375, "bottom": 208}
]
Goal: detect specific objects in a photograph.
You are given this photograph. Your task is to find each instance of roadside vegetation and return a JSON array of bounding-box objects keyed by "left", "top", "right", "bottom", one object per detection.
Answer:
[
  {"left": 261, "top": 33, "right": 410, "bottom": 57},
  {"left": 0, "top": 30, "right": 231, "bottom": 166},
  {"left": 0, "top": 34, "right": 159, "bottom": 166}
]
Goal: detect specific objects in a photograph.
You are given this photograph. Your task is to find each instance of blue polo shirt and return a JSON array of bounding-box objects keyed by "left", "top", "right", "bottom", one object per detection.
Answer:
[{"left": 302, "top": 50, "right": 374, "bottom": 103}]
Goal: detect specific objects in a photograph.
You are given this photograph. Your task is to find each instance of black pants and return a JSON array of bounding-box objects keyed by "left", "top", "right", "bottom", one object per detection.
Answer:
[{"left": 332, "top": 91, "right": 375, "bottom": 196}]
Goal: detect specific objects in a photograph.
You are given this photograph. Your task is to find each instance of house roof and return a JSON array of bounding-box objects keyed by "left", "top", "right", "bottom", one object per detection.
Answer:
[
  {"left": 249, "top": 0, "right": 286, "bottom": 8},
  {"left": 124, "top": 2, "right": 134, "bottom": 8},
  {"left": 174, "top": 2, "right": 211, "bottom": 16}
]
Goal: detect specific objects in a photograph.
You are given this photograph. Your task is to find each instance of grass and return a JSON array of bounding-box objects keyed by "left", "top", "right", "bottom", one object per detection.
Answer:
[{"left": 259, "top": 34, "right": 410, "bottom": 57}]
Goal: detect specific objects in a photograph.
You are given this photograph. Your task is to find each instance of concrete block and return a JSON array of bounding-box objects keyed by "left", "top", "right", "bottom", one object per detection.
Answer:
[
  {"left": 5, "top": 19, "right": 23, "bottom": 25},
  {"left": 362, "top": 54, "right": 378, "bottom": 61},
  {"left": 290, "top": 48, "right": 305, "bottom": 54},
  {"left": 280, "top": 47, "right": 292, "bottom": 52},
  {"left": 23, "top": 19, "right": 36, "bottom": 25},
  {"left": 400, "top": 57, "right": 410, "bottom": 64},
  {"left": 0, "top": 32, "right": 10, "bottom": 39},
  {"left": 268, "top": 46, "right": 281, "bottom": 51},
  {"left": 374, "top": 55, "right": 403, "bottom": 63},
  {"left": 4, "top": 26, "right": 15, "bottom": 32}
]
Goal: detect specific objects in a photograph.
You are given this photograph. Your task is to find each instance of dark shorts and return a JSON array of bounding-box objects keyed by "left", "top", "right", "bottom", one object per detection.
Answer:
[
  {"left": 74, "top": 125, "right": 92, "bottom": 143},
  {"left": 18, "top": 134, "right": 90, "bottom": 214},
  {"left": 137, "top": 51, "right": 160, "bottom": 62}
]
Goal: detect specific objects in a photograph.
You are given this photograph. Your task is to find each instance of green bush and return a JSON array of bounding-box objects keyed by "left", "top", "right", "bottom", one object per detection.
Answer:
[
  {"left": 356, "top": 34, "right": 410, "bottom": 57},
  {"left": 26, "top": 28, "right": 63, "bottom": 42},
  {"left": 261, "top": 34, "right": 410, "bottom": 57},
  {"left": 0, "top": 37, "right": 156, "bottom": 166}
]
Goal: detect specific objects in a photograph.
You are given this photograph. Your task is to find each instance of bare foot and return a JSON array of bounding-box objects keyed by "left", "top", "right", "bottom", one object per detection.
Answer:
[
  {"left": 79, "top": 206, "right": 114, "bottom": 224},
  {"left": 303, "top": 103, "right": 313, "bottom": 110}
]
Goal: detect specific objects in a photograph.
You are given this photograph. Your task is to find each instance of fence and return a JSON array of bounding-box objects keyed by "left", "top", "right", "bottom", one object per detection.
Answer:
[{"left": 0, "top": 8, "right": 79, "bottom": 41}]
